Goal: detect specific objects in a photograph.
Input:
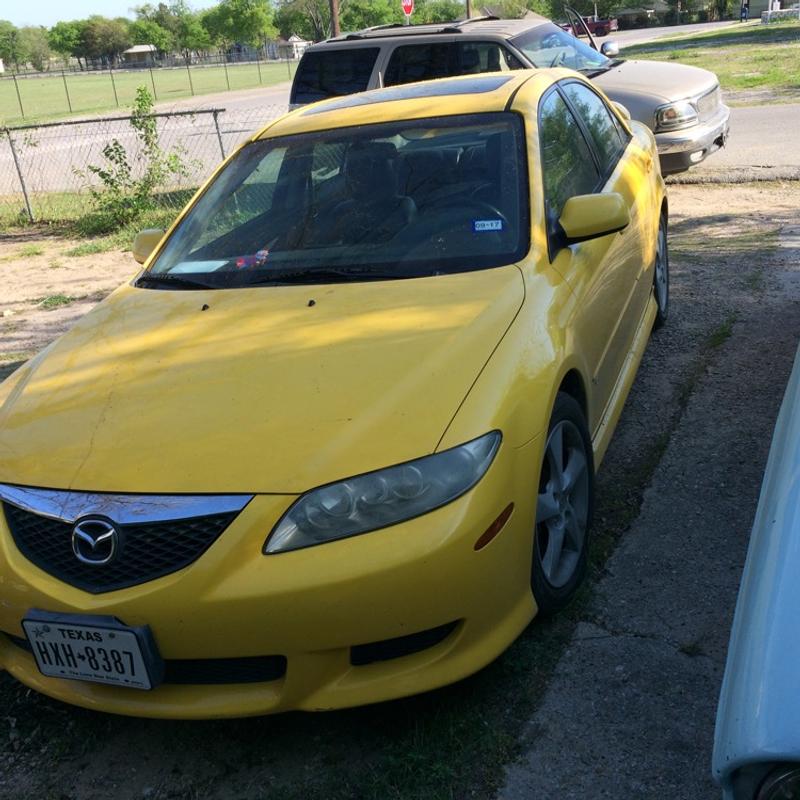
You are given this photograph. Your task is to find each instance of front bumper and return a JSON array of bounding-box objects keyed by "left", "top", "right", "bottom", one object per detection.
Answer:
[
  {"left": 655, "top": 105, "right": 731, "bottom": 175},
  {"left": 0, "top": 436, "right": 542, "bottom": 718}
]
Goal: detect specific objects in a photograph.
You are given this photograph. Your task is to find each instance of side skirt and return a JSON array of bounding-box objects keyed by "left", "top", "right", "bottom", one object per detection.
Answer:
[{"left": 591, "top": 295, "right": 658, "bottom": 468}]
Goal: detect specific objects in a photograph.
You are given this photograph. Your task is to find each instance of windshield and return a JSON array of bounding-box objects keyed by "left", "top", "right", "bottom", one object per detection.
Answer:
[
  {"left": 146, "top": 113, "right": 529, "bottom": 288},
  {"left": 511, "top": 23, "right": 610, "bottom": 72}
]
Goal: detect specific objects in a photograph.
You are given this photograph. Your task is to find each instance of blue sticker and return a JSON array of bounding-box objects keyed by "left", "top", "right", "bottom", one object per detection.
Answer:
[{"left": 473, "top": 219, "right": 504, "bottom": 232}]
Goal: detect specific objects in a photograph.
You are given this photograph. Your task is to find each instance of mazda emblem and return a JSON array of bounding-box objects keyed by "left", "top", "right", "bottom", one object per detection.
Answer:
[{"left": 71, "top": 518, "right": 118, "bottom": 566}]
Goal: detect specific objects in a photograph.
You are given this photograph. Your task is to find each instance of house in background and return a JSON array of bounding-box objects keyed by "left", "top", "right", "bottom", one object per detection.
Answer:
[
  {"left": 122, "top": 44, "right": 158, "bottom": 67},
  {"left": 277, "top": 34, "right": 310, "bottom": 59}
]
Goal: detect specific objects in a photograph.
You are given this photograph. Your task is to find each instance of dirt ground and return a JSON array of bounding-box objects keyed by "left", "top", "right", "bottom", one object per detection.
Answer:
[
  {"left": 1, "top": 181, "right": 799, "bottom": 800},
  {"left": 0, "top": 236, "right": 138, "bottom": 376}
]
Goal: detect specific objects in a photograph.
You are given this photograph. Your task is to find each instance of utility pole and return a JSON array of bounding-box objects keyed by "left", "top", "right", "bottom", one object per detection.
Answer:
[
  {"left": 329, "top": 0, "right": 341, "bottom": 37},
  {"left": 465, "top": 0, "right": 473, "bottom": 17}
]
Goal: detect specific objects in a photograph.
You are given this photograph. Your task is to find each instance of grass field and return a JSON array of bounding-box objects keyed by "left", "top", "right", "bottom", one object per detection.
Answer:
[
  {"left": 624, "top": 18, "right": 800, "bottom": 100},
  {"left": 0, "top": 60, "right": 297, "bottom": 126}
]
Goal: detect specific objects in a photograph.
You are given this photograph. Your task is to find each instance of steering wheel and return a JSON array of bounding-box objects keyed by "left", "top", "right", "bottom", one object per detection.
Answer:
[{"left": 549, "top": 50, "right": 567, "bottom": 68}]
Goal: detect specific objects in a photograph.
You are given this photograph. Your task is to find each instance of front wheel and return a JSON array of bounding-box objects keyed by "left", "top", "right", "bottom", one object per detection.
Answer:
[
  {"left": 531, "top": 393, "right": 594, "bottom": 616},
  {"left": 653, "top": 214, "right": 669, "bottom": 329}
]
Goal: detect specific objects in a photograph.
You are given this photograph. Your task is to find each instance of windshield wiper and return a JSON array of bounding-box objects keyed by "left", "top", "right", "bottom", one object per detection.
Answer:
[
  {"left": 254, "top": 267, "right": 415, "bottom": 284},
  {"left": 136, "top": 273, "right": 220, "bottom": 290},
  {"left": 583, "top": 58, "right": 624, "bottom": 77}
]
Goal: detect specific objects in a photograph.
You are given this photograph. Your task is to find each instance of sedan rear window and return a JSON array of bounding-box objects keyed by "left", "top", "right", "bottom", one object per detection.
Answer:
[
  {"left": 146, "top": 113, "right": 529, "bottom": 288},
  {"left": 291, "top": 48, "right": 380, "bottom": 104}
]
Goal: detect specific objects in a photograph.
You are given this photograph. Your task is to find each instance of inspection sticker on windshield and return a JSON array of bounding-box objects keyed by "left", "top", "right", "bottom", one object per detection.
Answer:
[{"left": 473, "top": 219, "right": 504, "bottom": 232}]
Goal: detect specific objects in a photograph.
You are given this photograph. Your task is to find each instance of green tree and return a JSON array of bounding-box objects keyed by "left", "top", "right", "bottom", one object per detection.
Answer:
[
  {"left": 19, "top": 27, "right": 51, "bottom": 71},
  {"left": 48, "top": 20, "right": 84, "bottom": 67},
  {"left": 274, "top": 0, "right": 330, "bottom": 40},
  {"left": 175, "top": 10, "right": 213, "bottom": 56},
  {"left": 130, "top": 18, "right": 175, "bottom": 52},
  {"left": 414, "top": 0, "right": 466, "bottom": 21},
  {"left": 341, "top": 0, "right": 402, "bottom": 31},
  {"left": 0, "top": 20, "right": 26, "bottom": 71},
  {"left": 202, "top": 0, "right": 277, "bottom": 48},
  {"left": 80, "top": 16, "right": 132, "bottom": 65}
]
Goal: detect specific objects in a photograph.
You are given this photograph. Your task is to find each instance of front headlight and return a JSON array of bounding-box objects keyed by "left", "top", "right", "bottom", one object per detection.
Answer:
[
  {"left": 264, "top": 431, "right": 502, "bottom": 554},
  {"left": 655, "top": 100, "right": 699, "bottom": 132}
]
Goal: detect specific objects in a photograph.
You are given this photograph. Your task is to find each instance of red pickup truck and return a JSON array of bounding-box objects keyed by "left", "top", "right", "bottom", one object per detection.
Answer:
[{"left": 561, "top": 15, "right": 619, "bottom": 36}]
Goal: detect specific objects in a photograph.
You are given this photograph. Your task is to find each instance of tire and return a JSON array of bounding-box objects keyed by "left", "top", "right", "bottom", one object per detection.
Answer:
[
  {"left": 653, "top": 213, "right": 669, "bottom": 330},
  {"left": 531, "top": 392, "right": 594, "bottom": 616}
]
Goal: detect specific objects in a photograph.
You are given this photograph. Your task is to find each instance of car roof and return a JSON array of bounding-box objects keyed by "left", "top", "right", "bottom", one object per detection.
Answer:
[
  {"left": 307, "top": 15, "right": 550, "bottom": 49},
  {"left": 256, "top": 70, "right": 559, "bottom": 139}
]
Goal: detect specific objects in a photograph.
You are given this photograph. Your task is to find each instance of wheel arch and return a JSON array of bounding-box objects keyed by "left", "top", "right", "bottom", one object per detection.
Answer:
[{"left": 557, "top": 368, "right": 589, "bottom": 423}]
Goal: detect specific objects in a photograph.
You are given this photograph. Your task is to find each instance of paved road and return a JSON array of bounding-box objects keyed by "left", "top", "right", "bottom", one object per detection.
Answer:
[
  {"left": 613, "top": 20, "right": 739, "bottom": 47},
  {"left": 690, "top": 103, "right": 800, "bottom": 180}
]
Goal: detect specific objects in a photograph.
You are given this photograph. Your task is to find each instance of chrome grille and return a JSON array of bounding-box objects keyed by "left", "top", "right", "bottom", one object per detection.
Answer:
[
  {"left": 696, "top": 86, "right": 721, "bottom": 121},
  {"left": 2, "top": 502, "right": 239, "bottom": 593}
]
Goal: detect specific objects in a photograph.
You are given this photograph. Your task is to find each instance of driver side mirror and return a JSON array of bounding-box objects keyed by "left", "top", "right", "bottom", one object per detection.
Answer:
[
  {"left": 132, "top": 228, "right": 166, "bottom": 265},
  {"left": 558, "top": 193, "right": 630, "bottom": 245},
  {"left": 612, "top": 101, "right": 631, "bottom": 121},
  {"left": 600, "top": 40, "right": 620, "bottom": 57}
]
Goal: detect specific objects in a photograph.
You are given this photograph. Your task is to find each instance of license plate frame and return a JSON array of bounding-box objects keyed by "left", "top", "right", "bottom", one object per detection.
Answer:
[{"left": 22, "top": 609, "right": 164, "bottom": 691}]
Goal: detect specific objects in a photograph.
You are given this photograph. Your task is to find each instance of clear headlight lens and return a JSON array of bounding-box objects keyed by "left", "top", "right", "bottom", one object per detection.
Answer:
[
  {"left": 655, "top": 100, "right": 699, "bottom": 132},
  {"left": 264, "top": 431, "right": 502, "bottom": 554}
]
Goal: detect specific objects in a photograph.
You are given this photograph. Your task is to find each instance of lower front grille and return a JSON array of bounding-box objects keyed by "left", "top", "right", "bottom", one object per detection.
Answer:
[
  {"left": 2, "top": 502, "right": 238, "bottom": 594},
  {"left": 350, "top": 621, "right": 460, "bottom": 666},
  {"left": 6, "top": 634, "right": 287, "bottom": 685}
]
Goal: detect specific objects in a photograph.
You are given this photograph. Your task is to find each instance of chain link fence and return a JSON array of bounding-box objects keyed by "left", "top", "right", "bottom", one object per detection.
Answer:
[
  {"left": 0, "top": 106, "right": 287, "bottom": 228},
  {"left": 1, "top": 59, "right": 297, "bottom": 124}
]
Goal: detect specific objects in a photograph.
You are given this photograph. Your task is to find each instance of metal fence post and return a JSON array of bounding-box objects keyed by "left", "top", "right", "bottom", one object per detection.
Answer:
[
  {"left": 6, "top": 129, "right": 34, "bottom": 223},
  {"left": 149, "top": 67, "right": 158, "bottom": 100},
  {"left": 61, "top": 70, "right": 73, "bottom": 113},
  {"left": 185, "top": 58, "right": 195, "bottom": 95},
  {"left": 12, "top": 74, "right": 24, "bottom": 119},
  {"left": 109, "top": 67, "right": 119, "bottom": 107},
  {"left": 212, "top": 111, "right": 226, "bottom": 161}
]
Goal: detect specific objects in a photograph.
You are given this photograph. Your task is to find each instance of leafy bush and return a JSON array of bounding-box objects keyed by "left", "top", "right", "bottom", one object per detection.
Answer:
[{"left": 77, "top": 87, "right": 189, "bottom": 235}]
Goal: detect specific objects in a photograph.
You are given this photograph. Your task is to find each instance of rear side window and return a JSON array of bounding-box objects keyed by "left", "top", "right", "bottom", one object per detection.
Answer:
[
  {"left": 384, "top": 42, "right": 522, "bottom": 86},
  {"left": 292, "top": 48, "right": 379, "bottom": 104},
  {"left": 561, "top": 83, "right": 628, "bottom": 176},
  {"left": 539, "top": 90, "right": 600, "bottom": 219}
]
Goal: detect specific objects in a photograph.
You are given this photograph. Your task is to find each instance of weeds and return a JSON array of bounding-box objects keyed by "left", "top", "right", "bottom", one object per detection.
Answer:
[
  {"left": 65, "top": 240, "right": 113, "bottom": 257},
  {"left": 75, "top": 87, "right": 191, "bottom": 235},
  {"left": 36, "top": 294, "right": 77, "bottom": 310}
]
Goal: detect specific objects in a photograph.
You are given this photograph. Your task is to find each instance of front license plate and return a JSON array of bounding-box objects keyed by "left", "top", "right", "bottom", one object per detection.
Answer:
[{"left": 22, "top": 610, "right": 162, "bottom": 690}]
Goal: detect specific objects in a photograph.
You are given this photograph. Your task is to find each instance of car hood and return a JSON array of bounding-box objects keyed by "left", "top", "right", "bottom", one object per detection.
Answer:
[
  {"left": 593, "top": 59, "right": 719, "bottom": 126},
  {"left": 0, "top": 267, "right": 524, "bottom": 495}
]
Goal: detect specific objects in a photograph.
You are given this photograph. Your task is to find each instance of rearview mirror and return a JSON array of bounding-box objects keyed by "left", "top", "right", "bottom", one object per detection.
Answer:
[
  {"left": 600, "top": 41, "right": 620, "bottom": 57},
  {"left": 612, "top": 101, "right": 631, "bottom": 120},
  {"left": 558, "top": 193, "right": 630, "bottom": 245},
  {"left": 132, "top": 228, "right": 165, "bottom": 265}
]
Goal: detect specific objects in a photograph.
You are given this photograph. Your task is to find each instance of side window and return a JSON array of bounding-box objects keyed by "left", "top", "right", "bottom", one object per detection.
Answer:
[
  {"left": 456, "top": 42, "right": 524, "bottom": 73},
  {"left": 561, "top": 83, "right": 629, "bottom": 175},
  {"left": 292, "top": 48, "right": 380, "bottom": 104},
  {"left": 385, "top": 43, "right": 456, "bottom": 86},
  {"left": 384, "top": 41, "right": 523, "bottom": 86},
  {"left": 539, "top": 90, "right": 600, "bottom": 220}
]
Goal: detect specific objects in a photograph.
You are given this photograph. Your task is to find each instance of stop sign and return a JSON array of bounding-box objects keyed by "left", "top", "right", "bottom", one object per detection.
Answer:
[{"left": 402, "top": 0, "right": 414, "bottom": 15}]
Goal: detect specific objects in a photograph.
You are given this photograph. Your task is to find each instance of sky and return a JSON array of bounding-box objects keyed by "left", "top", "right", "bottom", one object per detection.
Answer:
[{"left": 1, "top": 0, "right": 219, "bottom": 28}]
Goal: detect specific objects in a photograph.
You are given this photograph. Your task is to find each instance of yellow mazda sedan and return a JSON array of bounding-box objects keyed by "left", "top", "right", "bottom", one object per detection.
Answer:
[{"left": 0, "top": 69, "right": 667, "bottom": 718}]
